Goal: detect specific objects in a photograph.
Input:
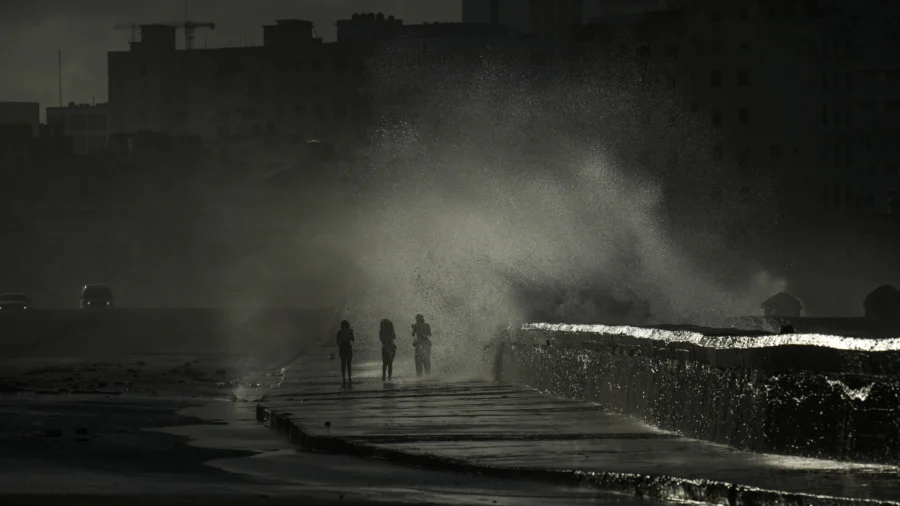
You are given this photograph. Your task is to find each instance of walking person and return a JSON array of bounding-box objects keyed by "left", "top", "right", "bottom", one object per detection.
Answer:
[
  {"left": 336, "top": 320, "right": 355, "bottom": 388},
  {"left": 379, "top": 319, "right": 397, "bottom": 381},
  {"left": 411, "top": 314, "right": 432, "bottom": 376}
]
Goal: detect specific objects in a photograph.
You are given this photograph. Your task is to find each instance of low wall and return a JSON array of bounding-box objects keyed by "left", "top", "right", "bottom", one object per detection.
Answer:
[{"left": 494, "top": 324, "right": 900, "bottom": 466}]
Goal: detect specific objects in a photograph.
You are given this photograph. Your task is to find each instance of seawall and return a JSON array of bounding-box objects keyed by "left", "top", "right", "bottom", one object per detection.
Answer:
[{"left": 494, "top": 323, "right": 900, "bottom": 465}]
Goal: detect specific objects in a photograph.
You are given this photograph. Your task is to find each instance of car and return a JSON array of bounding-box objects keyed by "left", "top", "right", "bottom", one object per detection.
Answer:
[
  {"left": 80, "top": 284, "right": 114, "bottom": 309},
  {"left": 0, "top": 293, "right": 31, "bottom": 311}
]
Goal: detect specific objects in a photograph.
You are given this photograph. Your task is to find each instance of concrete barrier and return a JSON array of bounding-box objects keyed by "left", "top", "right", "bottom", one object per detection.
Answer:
[{"left": 495, "top": 323, "right": 900, "bottom": 466}]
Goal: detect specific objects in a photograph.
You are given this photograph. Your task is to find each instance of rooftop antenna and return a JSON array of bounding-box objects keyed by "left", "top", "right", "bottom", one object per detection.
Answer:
[{"left": 57, "top": 50, "right": 62, "bottom": 107}]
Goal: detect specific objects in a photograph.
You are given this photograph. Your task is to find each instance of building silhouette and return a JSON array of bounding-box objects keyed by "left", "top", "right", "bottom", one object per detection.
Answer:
[
  {"left": 462, "top": 0, "right": 584, "bottom": 39},
  {"left": 108, "top": 21, "right": 359, "bottom": 148},
  {"left": 46, "top": 102, "right": 109, "bottom": 155},
  {"left": 577, "top": 0, "right": 900, "bottom": 220}
]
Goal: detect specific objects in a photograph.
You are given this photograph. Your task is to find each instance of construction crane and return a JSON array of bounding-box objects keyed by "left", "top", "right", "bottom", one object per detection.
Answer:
[
  {"left": 167, "top": 20, "right": 216, "bottom": 50},
  {"left": 112, "top": 21, "right": 215, "bottom": 50}
]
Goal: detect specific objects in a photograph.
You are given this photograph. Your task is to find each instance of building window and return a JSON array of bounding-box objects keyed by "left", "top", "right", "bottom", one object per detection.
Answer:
[
  {"left": 139, "top": 64, "right": 147, "bottom": 76},
  {"left": 637, "top": 44, "right": 650, "bottom": 58},
  {"left": 738, "top": 107, "right": 750, "bottom": 125},
  {"left": 738, "top": 148, "right": 750, "bottom": 168},
  {"left": 690, "top": 100, "right": 699, "bottom": 112},
  {"left": 711, "top": 109, "right": 721, "bottom": 126},
  {"left": 822, "top": 71, "right": 828, "bottom": 89},
  {"left": 710, "top": 70, "right": 722, "bottom": 86},
  {"left": 741, "top": 41, "right": 751, "bottom": 51},
  {"left": 667, "top": 46, "right": 679, "bottom": 60},
  {"left": 713, "top": 145, "right": 723, "bottom": 160},
  {"left": 295, "top": 105, "right": 306, "bottom": 117},
  {"left": 712, "top": 40, "right": 722, "bottom": 53},
  {"left": 738, "top": 70, "right": 749, "bottom": 86},
  {"left": 886, "top": 164, "right": 899, "bottom": 177},
  {"left": 770, "top": 145, "right": 782, "bottom": 161},
  {"left": 710, "top": 10, "right": 721, "bottom": 22},
  {"left": 313, "top": 105, "right": 324, "bottom": 119},
  {"left": 739, "top": 7, "right": 749, "bottom": 20},
  {"left": 312, "top": 60, "right": 323, "bottom": 71},
  {"left": 822, "top": 105, "right": 828, "bottom": 126},
  {"left": 334, "top": 105, "right": 347, "bottom": 119}
]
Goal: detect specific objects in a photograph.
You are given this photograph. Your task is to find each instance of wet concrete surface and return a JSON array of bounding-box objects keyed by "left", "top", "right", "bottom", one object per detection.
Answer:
[
  {"left": 260, "top": 352, "right": 900, "bottom": 504},
  {"left": 0, "top": 350, "right": 661, "bottom": 505}
]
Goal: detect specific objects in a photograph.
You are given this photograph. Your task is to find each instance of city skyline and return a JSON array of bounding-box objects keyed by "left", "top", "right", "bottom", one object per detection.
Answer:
[{"left": 0, "top": 0, "right": 460, "bottom": 119}]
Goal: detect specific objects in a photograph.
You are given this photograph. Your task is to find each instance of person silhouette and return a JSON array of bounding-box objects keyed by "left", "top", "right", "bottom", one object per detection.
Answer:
[
  {"left": 379, "top": 319, "right": 397, "bottom": 381},
  {"left": 411, "top": 314, "right": 432, "bottom": 376},
  {"left": 336, "top": 320, "right": 355, "bottom": 387}
]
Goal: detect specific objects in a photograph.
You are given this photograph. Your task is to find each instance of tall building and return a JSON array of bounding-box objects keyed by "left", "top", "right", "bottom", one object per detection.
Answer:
[
  {"left": 461, "top": 0, "right": 530, "bottom": 32},
  {"left": 581, "top": 0, "right": 900, "bottom": 219},
  {"left": 818, "top": 0, "right": 900, "bottom": 216},
  {"left": 107, "top": 21, "right": 360, "bottom": 146},
  {"left": 461, "top": 0, "right": 583, "bottom": 39},
  {"left": 46, "top": 102, "right": 109, "bottom": 155}
]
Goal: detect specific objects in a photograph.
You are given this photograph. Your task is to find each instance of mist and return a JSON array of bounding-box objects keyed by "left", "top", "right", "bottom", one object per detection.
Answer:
[{"left": 231, "top": 48, "right": 788, "bottom": 375}]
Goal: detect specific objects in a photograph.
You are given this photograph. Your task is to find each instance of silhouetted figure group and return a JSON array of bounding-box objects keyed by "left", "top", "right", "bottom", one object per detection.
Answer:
[{"left": 335, "top": 314, "right": 433, "bottom": 387}]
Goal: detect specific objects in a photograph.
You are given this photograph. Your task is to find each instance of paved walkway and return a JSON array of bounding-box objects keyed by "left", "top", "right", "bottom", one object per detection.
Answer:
[{"left": 258, "top": 350, "right": 900, "bottom": 505}]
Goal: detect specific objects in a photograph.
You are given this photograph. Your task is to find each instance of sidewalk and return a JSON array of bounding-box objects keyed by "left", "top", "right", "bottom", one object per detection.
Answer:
[{"left": 258, "top": 352, "right": 900, "bottom": 506}]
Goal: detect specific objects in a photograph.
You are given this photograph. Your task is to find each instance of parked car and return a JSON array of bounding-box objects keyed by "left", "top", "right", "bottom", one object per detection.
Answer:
[
  {"left": 0, "top": 293, "right": 31, "bottom": 311},
  {"left": 80, "top": 284, "right": 114, "bottom": 308}
]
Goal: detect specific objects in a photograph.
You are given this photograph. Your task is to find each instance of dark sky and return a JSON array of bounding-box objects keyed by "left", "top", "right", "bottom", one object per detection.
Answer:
[{"left": 0, "top": 0, "right": 460, "bottom": 118}]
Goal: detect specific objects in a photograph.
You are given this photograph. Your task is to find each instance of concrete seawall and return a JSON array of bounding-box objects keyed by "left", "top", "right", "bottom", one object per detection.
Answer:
[{"left": 494, "top": 324, "right": 900, "bottom": 466}]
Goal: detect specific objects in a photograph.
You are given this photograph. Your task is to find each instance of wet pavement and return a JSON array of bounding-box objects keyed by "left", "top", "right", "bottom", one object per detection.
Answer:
[
  {"left": 0, "top": 350, "right": 659, "bottom": 505},
  {"left": 259, "top": 351, "right": 900, "bottom": 505}
]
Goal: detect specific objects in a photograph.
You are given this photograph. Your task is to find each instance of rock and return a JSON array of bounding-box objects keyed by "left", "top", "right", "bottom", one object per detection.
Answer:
[
  {"left": 215, "top": 368, "right": 227, "bottom": 376},
  {"left": 324, "top": 421, "right": 331, "bottom": 427}
]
